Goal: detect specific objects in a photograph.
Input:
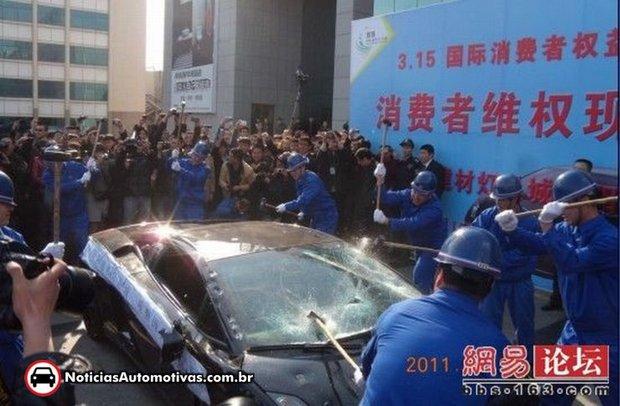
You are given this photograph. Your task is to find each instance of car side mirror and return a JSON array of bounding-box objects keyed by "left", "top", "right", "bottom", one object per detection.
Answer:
[{"left": 160, "top": 329, "right": 184, "bottom": 364}]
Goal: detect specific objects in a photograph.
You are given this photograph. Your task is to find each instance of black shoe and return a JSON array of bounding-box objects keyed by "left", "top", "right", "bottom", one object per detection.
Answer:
[{"left": 541, "top": 301, "right": 563, "bottom": 311}]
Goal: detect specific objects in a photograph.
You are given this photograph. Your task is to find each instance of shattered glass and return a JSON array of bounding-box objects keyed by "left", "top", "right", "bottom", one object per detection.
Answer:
[{"left": 206, "top": 242, "right": 421, "bottom": 349}]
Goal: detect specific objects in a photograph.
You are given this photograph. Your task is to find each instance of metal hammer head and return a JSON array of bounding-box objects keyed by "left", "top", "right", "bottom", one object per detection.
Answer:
[
  {"left": 43, "top": 146, "right": 74, "bottom": 162},
  {"left": 307, "top": 310, "right": 326, "bottom": 324}
]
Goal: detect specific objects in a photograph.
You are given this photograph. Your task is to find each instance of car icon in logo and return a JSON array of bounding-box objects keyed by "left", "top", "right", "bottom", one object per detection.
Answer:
[{"left": 30, "top": 367, "right": 55, "bottom": 388}]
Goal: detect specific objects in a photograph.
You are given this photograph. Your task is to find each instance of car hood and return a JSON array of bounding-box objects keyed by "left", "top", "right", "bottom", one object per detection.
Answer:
[{"left": 242, "top": 351, "right": 364, "bottom": 405}]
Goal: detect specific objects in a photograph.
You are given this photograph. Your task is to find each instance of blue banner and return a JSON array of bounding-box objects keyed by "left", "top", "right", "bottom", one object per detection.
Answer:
[{"left": 350, "top": 0, "right": 618, "bottom": 222}]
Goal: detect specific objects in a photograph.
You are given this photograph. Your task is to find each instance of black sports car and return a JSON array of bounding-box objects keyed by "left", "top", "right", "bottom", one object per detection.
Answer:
[{"left": 81, "top": 221, "right": 420, "bottom": 405}]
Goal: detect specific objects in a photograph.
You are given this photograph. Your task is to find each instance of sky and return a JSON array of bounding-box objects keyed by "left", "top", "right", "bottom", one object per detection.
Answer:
[{"left": 146, "top": 0, "right": 165, "bottom": 71}]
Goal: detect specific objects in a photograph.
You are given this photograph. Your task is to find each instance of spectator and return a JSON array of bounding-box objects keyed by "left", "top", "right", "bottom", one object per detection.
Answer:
[
  {"left": 574, "top": 158, "right": 593, "bottom": 172},
  {"left": 350, "top": 148, "right": 377, "bottom": 236},
  {"left": 117, "top": 139, "right": 153, "bottom": 224},
  {"left": 86, "top": 144, "right": 111, "bottom": 233},
  {"left": 419, "top": 144, "right": 446, "bottom": 197},
  {"left": 215, "top": 148, "right": 255, "bottom": 217},
  {"left": 398, "top": 138, "right": 422, "bottom": 186}
]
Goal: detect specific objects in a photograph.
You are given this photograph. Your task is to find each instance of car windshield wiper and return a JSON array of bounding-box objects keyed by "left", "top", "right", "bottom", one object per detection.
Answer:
[
  {"left": 245, "top": 341, "right": 363, "bottom": 354},
  {"left": 335, "top": 328, "right": 373, "bottom": 342}
]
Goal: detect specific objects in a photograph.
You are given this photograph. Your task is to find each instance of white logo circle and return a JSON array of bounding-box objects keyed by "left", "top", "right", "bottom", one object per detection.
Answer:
[{"left": 24, "top": 360, "right": 62, "bottom": 397}]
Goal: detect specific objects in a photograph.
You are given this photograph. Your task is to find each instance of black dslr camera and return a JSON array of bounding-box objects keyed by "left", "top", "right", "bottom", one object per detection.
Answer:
[{"left": 0, "top": 238, "right": 95, "bottom": 331}]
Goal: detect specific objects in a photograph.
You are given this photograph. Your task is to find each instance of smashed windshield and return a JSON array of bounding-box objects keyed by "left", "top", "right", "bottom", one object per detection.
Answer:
[{"left": 205, "top": 242, "right": 420, "bottom": 349}]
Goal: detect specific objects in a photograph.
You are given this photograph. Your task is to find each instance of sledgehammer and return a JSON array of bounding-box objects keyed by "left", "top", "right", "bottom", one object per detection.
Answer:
[
  {"left": 259, "top": 198, "right": 304, "bottom": 221},
  {"left": 43, "top": 146, "right": 74, "bottom": 243},
  {"left": 358, "top": 235, "right": 439, "bottom": 255},
  {"left": 307, "top": 310, "right": 364, "bottom": 385}
]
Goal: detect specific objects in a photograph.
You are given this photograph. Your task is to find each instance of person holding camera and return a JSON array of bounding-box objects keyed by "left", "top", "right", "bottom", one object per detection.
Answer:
[
  {"left": 0, "top": 171, "right": 66, "bottom": 391},
  {"left": 3, "top": 254, "right": 91, "bottom": 404}
]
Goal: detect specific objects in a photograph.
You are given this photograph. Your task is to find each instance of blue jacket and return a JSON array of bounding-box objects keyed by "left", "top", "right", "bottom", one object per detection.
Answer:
[
  {"left": 169, "top": 158, "right": 210, "bottom": 206},
  {"left": 381, "top": 189, "right": 447, "bottom": 249},
  {"left": 361, "top": 289, "right": 509, "bottom": 405},
  {"left": 0, "top": 226, "right": 26, "bottom": 245},
  {"left": 284, "top": 170, "right": 337, "bottom": 220},
  {"left": 43, "top": 161, "right": 88, "bottom": 217},
  {"left": 508, "top": 215, "right": 618, "bottom": 341},
  {"left": 472, "top": 206, "right": 539, "bottom": 282}
]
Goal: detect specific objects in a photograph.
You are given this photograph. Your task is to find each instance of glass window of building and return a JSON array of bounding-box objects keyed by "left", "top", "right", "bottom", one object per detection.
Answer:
[
  {"left": 70, "top": 9, "right": 108, "bottom": 31},
  {"left": 70, "top": 82, "right": 107, "bottom": 101},
  {"left": 0, "top": 0, "right": 32, "bottom": 23},
  {"left": 38, "top": 43, "right": 65, "bottom": 63},
  {"left": 0, "top": 39, "right": 32, "bottom": 61},
  {"left": 374, "top": 0, "right": 451, "bottom": 14},
  {"left": 37, "top": 117, "right": 65, "bottom": 130},
  {"left": 39, "top": 80, "right": 65, "bottom": 99},
  {"left": 0, "top": 78, "right": 33, "bottom": 98},
  {"left": 38, "top": 5, "right": 65, "bottom": 26},
  {"left": 70, "top": 46, "right": 108, "bottom": 66}
]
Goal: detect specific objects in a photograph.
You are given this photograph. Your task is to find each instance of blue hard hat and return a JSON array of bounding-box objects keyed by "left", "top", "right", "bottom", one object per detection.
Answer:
[
  {"left": 286, "top": 152, "right": 309, "bottom": 171},
  {"left": 552, "top": 169, "right": 596, "bottom": 202},
  {"left": 0, "top": 170, "right": 17, "bottom": 207},
  {"left": 190, "top": 141, "right": 210, "bottom": 159},
  {"left": 434, "top": 226, "right": 502, "bottom": 278},
  {"left": 411, "top": 171, "right": 437, "bottom": 194},
  {"left": 490, "top": 174, "right": 523, "bottom": 199}
]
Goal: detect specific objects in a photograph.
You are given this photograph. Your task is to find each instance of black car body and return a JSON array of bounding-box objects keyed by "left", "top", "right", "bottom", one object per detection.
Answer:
[{"left": 81, "top": 221, "right": 420, "bottom": 405}]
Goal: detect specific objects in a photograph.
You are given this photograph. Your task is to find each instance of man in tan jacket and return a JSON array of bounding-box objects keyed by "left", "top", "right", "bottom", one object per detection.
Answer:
[{"left": 215, "top": 148, "right": 255, "bottom": 217}]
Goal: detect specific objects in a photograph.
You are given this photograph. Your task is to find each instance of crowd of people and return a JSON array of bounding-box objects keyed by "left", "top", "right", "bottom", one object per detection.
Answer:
[
  {"left": 0, "top": 112, "right": 446, "bottom": 259},
  {"left": 0, "top": 111, "right": 617, "bottom": 405}
]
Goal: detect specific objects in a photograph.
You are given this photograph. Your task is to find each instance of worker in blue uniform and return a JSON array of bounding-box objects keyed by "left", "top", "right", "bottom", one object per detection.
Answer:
[
  {"left": 472, "top": 174, "right": 539, "bottom": 352},
  {"left": 495, "top": 169, "right": 618, "bottom": 406},
  {"left": 42, "top": 152, "right": 90, "bottom": 257},
  {"left": 0, "top": 170, "right": 64, "bottom": 390},
  {"left": 276, "top": 153, "right": 338, "bottom": 234},
  {"left": 361, "top": 226, "right": 509, "bottom": 405},
  {"left": 373, "top": 166, "right": 447, "bottom": 294},
  {"left": 170, "top": 141, "right": 210, "bottom": 220}
]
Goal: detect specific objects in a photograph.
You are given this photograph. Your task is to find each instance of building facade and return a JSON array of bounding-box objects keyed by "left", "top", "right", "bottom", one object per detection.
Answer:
[
  {"left": 162, "top": 0, "right": 453, "bottom": 130},
  {"left": 0, "top": 0, "right": 146, "bottom": 131}
]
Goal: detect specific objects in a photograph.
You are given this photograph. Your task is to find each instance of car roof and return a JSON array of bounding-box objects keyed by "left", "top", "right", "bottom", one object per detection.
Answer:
[{"left": 92, "top": 221, "right": 340, "bottom": 262}]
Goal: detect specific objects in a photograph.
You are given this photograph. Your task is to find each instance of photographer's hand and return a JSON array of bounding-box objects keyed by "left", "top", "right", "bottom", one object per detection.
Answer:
[{"left": 6, "top": 260, "right": 66, "bottom": 356}]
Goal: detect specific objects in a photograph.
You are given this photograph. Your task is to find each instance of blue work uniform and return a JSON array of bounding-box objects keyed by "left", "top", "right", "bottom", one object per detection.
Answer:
[
  {"left": 43, "top": 161, "right": 89, "bottom": 255},
  {"left": 472, "top": 206, "right": 539, "bottom": 351},
  {"left": 169, "top": 158, "right": 209, "bottom": 221},
  {"left": 361, "top": 288, "right": 509, "bottom": 405},
  {"left": 508, "top": 215, "right": 618, "bottom": 406},
  {"left": 0, "top": 226, "right": 26, "bottom": 390},
  {"left": 284, "top": 170, "right": 338, "bottom": 234},
  {"left": 381, "top": 189, "right": 447, "bottom": 293}
]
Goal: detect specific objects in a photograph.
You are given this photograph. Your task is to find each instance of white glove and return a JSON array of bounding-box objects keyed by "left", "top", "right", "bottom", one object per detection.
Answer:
[
  {"left": 79, "top": 171, "right": 91, "bottom": 184},
  {"left": 539, "top": 201, "right": 568, "bottom": 224},
  {"left": 373, "top": 209, "right": 389, "bottom": 225},
  {"left": 41, "top": 242, "right": 65, "bottom": 260},
  {"left": 276, "top": 204, "right": 287, "bottom": 213},
  {"left": 494, "top": 210, "right": 518, "bottom": 232},
  {"left": 171, "top": 160, "right": 181, "bottom": 172},
  {"left": 374, "top": 163, "right": 386, "bottom": 178},
  {"left": 86, "top": 157, "right": 98, "bottom": 171},
  {"left": 354, "top": 367, "right": 365, "bottom": 387},
  {"left": 171, "top": 149, "right": 180, "bottom": 159},
  {"left": 297, "top": 212, "right": 304, "bottom": 221}
]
